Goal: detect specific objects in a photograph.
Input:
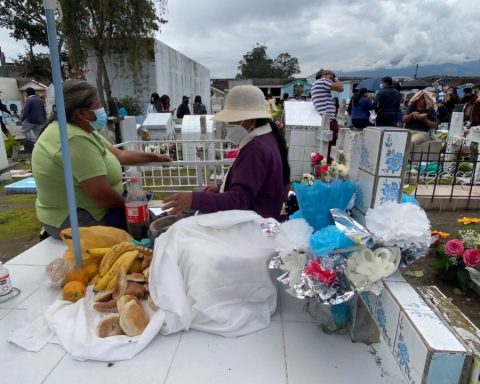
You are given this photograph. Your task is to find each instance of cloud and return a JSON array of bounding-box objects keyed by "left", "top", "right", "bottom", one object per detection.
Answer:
[{"left": 1, "top": 0, "right": 478, "bottom": 78}]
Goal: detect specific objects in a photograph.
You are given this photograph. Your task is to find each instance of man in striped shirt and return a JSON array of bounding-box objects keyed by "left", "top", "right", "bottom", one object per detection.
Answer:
[{"left": 311, "top": 69, "right": 344, "bottom": 162}]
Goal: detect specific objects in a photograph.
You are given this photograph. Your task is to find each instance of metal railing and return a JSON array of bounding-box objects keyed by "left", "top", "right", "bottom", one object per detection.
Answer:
[
  {"left": 405, "top": 141, "right": 479, "bottom": 206},
  {"left": 116, "top": 139, "right": 235, "bottom": 192}
]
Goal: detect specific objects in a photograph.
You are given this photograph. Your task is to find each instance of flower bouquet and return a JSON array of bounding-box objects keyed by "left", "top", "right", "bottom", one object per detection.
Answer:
[{"left": 431, "top": 225, "right": 480, "bottom": 292}]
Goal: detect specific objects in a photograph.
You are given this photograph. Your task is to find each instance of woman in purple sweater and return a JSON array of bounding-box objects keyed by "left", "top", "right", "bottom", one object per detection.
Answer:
[{"left": 163, "top": 85, "right": 290, "bottom": 221}]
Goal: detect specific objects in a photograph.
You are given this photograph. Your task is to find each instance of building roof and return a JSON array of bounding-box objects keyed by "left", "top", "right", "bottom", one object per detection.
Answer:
[{"left": 18, "top": 80, "right": 48, "bottom": 91}]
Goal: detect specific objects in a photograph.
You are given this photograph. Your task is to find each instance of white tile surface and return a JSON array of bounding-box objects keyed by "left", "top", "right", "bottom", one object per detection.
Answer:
[
  {"left": 289, "top": 130, "right": 306, "bottom": 146},
  {"left": 289, "top": 145, "right": 305, "bottom": 161},
  {"left": 355, "top": 169, "right": 375, "bottom": 213},
  {"left": 283, "top": 321, "right": 407, "bottom": 384},
  {"left": 165, "top": 323, "right": 286, "bottom": 384},
  {"left": 0, "top": 309, "right": 66, "bottom": 384},
  {"left": 43, "top": 333, "right": 182, "bottom": 384},
  {"left": 278, "top": 286, "right": 313, "bottom": 323},
  {"left": 0, "top": 264, "right": 47, "bottom": 309},
  {"left": 0, "top": 308, "right": 11, "bottom": 319},
  {"left": 373, "top": 177, "right": 402, "bottom": 206},
  {"left": 7, "top": 237, "right": 65, "bottom": 266}
]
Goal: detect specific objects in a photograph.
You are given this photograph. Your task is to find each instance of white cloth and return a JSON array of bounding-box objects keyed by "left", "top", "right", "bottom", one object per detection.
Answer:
[
  {"left": 150, "top": 210, "right": 277, "bottom": 336},
  {"left": 9, "top": 210, "right": 277, "bottom": 361}
]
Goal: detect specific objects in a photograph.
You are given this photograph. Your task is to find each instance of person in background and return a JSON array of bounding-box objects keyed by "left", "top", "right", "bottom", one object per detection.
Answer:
[
  {"left": 176, "top": 96, "right": 191, "bottom": 119},
  {"left": 311, "top": 69, "right": 344, "bottom": 162},
  {"left": 461, "top": 88, "right": 473, "bottom": 104},
  {"left": 118, "top": 103, "right": 128, "bottom": 117},
  {"left": 444, "top": 86, "right": 460, "bottom": 115},
  {"left": 147, "top": 92, "right": 162, "bottom": 113},
  {"left": 373, "top": 76, "right": 401, "bottom": 127},
  {"left": 32, "top": 80, "right": 172, "bottom": 239},
  {"left": 193, "top": 95, "right": 207, "bottom": 115},
  {"left": 346, "top": 89, "right": 358, "bottom": 128},
  {"left": 393, "top": 81, "right": 404, "bottom": 127},
  {"left": 463, "top": 85, "right": 480, "bottom": 128},
  {"left": 351, "top": 88, "right": 373, "bottom": 129},
  {"left": 403, "top": 90, "right": 438, "bottom": 148},
  {"left": 279, "top": 92, "right": 289, "bottom": 108},
  {"left": 163, "top": 85, "right": 290, "bottom": 221},
  {"left": 20, "top": 87, "right": 47, "bottom": 141},
  {"left": 0, "top": 91, "right": 12, "bottom": 136}
]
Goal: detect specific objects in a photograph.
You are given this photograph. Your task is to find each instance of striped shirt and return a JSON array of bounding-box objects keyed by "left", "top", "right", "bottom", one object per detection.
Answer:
[{"left": 311, "top": 78, "right": 336, "bottom": 120}]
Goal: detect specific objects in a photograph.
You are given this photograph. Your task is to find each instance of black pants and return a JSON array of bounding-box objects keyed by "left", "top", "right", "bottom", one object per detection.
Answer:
[
  {"left": 376, "top": 113, "right": 397, "bottom": 127},
  {"left": 1, "top": 117, "right": 10, "bottom": 136}
]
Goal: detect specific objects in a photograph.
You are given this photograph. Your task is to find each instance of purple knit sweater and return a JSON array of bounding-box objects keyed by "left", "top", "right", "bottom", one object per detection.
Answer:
[{"left": 191, "top": 131, "right": 287, "bottom": 220}]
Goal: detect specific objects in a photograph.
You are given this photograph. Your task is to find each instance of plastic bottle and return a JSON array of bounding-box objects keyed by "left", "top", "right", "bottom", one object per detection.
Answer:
[
  {"left": 0, "top": 262, "right": 13, "bottom": 297},
  {"left": 125, "top": 175, "right": 149, "bottom": 241}
]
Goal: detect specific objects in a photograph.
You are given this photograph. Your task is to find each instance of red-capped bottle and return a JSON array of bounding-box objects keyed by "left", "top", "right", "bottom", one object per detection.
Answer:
[{"left": 125, "top": 176, "right": 149, "bottom": 241}]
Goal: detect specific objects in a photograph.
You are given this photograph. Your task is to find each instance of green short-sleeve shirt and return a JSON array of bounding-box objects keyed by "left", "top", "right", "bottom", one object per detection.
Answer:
[{"left": 32, "top": 121, "right": 124, "bottom": 227}]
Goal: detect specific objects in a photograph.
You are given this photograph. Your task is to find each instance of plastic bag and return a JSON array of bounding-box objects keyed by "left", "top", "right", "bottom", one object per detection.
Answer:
[{"left": 60, "top": 226, "right": 132, "bottom": 264}]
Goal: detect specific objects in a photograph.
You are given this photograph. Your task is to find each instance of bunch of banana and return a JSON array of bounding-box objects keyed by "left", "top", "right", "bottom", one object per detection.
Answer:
[{"left": 93, "top": 242, "right": 140, "bottom": 291}]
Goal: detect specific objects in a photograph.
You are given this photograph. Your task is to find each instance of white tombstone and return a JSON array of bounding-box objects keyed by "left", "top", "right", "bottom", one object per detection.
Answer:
[
  {"left": 180, "top": 115, "right": 216, "bottom": 161},
  {"left": 120, "top": 116, "right": 138, "bottom": 150},
  {"left": 141, "top": 113, "right": 175, "bottom": 140},
  {"left": 284, "top": 101, "right": 330, "bottom": 181}
]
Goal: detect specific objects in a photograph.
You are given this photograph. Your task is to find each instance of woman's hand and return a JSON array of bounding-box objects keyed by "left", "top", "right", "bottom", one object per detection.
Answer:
[
  {"left": 153, "top": 154, "right": 173, "bottom": 162},
  {"left": 163, "top": 192, "right": 193, "bottom": 216},
  {"left": 203, "top": 184, "right": 220, "bottom": 193}
]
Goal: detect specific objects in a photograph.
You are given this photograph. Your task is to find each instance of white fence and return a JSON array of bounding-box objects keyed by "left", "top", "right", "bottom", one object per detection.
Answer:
[{"left": 116, "top": 139, "right": 235, "bottom": 192}]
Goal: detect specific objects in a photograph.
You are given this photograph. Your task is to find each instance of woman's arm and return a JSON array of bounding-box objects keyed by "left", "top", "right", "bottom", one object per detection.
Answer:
[
  {"left": 109, "top": 146, "right": 172, "bottom": 165},
  {"left": 80, "top": 175, "right": 125, "bottom": 208}
]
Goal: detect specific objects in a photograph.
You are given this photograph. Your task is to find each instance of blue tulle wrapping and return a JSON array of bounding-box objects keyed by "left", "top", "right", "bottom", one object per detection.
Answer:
[
  {"left": 401, "top": 193, "right": 419, "bottom": 206},
  {"left": 309, "top": 225, "right": 356, "bottom": 258},
  {"left": 289, "top": 210, "right": 302, "bottom": 220},
  {"left": 293, "top": 180, "right": 356, "bottom": 231}
]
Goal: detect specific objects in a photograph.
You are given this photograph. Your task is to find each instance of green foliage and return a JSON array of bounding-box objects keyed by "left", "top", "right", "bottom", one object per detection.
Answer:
[
  {"left": 458, "top": 162, "right": 473, "bottom": 173},
  {"left": 12, "top": 52, "right": 52, "bottom": 84},
  {"left": 4, "top": 134, "right": 19, "bottom": 158},
  {"left": 59, "top": 0, "right": 168, "bottom": 112},
  {"left": 237, "top": 44, "right": 300, "bottom": 79},
  {"left": 119, "top": 96, "right": 143, "bottom": 116}
]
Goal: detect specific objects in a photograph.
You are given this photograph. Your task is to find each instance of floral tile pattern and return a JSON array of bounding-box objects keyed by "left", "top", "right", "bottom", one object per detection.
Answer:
[
  {"left": 394, "top": 312, "right": 428, "bottom": 384},
  {"left": 355, "top": 170, "right": 375, "bottom": 213},
  {"left": 378, "top": 131, "right": 409, "bottom": 177},
  {"left": 375, "top": 288, "right": 401, "bottom": 352},
  {"left": 374, "top": 177, "right": 402, "bottom": 207},
  {"left": 359, "top": 128, "right": 382, "bottom": 174}
]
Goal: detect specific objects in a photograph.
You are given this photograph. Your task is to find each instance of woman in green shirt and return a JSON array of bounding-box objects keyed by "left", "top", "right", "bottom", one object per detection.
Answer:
[{"left": 32, "top": 80, "right": 171, "bottom": 239}]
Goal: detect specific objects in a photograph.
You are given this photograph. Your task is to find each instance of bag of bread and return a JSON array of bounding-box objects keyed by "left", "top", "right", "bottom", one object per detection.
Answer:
[{"left": 60, "top": 226, "right": 132, "bottom": 264}]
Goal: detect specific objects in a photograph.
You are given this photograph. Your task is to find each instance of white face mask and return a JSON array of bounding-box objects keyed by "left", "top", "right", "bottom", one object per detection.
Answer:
[{"left": 225, "top": 121, "right": 254, "bottom": 145}]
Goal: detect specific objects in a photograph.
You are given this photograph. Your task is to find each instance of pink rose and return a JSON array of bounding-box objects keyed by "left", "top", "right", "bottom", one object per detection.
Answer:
[
  {"left": 444, "top": 239, "right": 464, "bottom": 257},
  {"left": 463, "top": 249, "right": 480, "bottom": 268}
]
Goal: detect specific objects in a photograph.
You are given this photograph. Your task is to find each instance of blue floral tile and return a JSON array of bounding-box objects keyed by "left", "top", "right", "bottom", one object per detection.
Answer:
[
  {"left": 355, "top": 170, "right": 375, "bottom": 213},
  {"left": 359, "top": 128, "right": 382, "bottom": 174},
  {"left": 375, "top": 288, "right": 401, "bottom": 352},
  {"left": 394, "top": 312, "right": 428, "bottom": 384},
  {"left": 378, "top": 131, "right": 408, "bottom": 177},
  {"left": 374, "top": 177, "right": 402, "bottom": 207}
]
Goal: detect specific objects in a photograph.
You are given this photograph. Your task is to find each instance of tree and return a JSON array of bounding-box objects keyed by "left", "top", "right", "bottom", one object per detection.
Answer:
[
  {"left": 236, "top": 44, "right": 301, "bottom": 79},
  {"left": 0, "top": 0, "right": 64, "bottom": 57},
  {"left": 273, "top": 53, "right": 300, "bottom": 79},
  {"left": 60, "top": 0, "right": 168, "bottom": 113}
]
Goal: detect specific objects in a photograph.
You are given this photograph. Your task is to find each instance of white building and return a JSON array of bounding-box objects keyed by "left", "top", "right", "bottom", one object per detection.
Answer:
[{"left": 85, "top": 39, "right": 210, "bottom": 115}]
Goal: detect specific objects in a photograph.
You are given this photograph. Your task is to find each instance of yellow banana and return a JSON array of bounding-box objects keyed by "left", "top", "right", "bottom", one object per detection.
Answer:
[
  {"left": 99, "top": 242, "right": 135, "bottom": 276},
  {"left": 105, "top": 250, "right": 139, "bottom": 290},
  {"left": 87, "top": 248, "right": 111, "bottom": 259},
  {"left": 95, "top": 250, "right": 139, "bottom": 291}
]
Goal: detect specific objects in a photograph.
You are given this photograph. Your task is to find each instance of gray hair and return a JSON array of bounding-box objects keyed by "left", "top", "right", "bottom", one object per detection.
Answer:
[{"left": 62, "top": 80, "right": 98, "bottom": 122}]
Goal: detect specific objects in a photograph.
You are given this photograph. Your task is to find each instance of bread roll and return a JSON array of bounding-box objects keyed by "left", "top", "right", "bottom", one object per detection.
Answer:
[
  {"left": 116, "top": 294, "right": 140, "bottom": 312},
  {"left": 93, "top": 299, "right": 118, "bottom": 312},
  {"left": 119, "top": 301, "right": 149, "bottom": 337},
  {"left": 97, "top": 314, "right": 124, "bottom": 337}
]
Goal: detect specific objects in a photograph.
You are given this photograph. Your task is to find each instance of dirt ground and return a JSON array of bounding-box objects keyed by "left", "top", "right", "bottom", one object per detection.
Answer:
[{"left": 403, "top": 210, "right": 480, "bottom": 328}]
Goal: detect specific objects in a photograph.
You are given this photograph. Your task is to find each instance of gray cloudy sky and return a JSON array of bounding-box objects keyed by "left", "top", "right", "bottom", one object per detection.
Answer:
[{"left": 1, "top": 0, "right": 478, "bottom": 78}]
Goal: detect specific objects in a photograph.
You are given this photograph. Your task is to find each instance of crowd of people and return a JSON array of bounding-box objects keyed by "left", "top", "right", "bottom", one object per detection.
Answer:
[{"left": 146, "top": 92, "right": 207, "bottom": 118}]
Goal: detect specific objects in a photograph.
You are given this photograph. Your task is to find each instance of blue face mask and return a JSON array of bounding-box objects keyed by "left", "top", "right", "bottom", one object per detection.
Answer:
[{"left": 88, "top": 107, "right": 107, "bottom": 130}]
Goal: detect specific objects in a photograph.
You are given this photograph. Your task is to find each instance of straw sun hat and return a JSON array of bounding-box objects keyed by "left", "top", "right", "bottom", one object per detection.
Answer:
[{"left": 212, "top": 85, "right": 270, "bottom": 122}]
